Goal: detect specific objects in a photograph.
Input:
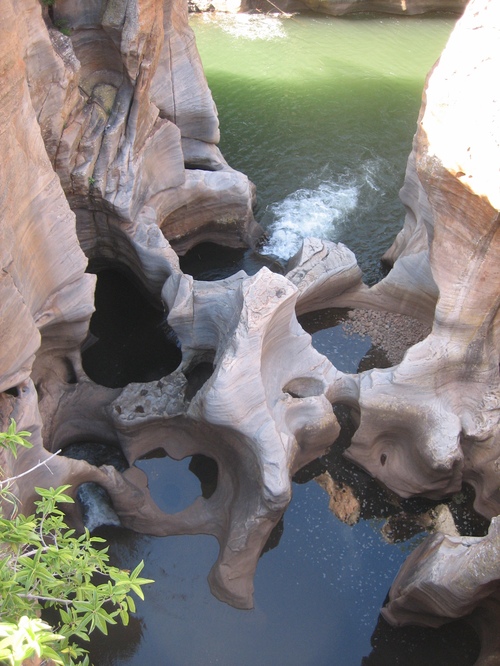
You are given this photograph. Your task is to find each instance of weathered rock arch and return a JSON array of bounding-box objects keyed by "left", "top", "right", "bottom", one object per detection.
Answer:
[{"left": 1, "top": 2, "right": 500, "bottom": 662}]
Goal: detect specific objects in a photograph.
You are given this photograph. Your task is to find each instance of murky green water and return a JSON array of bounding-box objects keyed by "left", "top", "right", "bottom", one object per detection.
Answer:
[
  {"left": 85, "top": 13, "right": 484, "bottom": 666},
  {"left": 192, "top": 12, "right": 455, "bottom": 283}
]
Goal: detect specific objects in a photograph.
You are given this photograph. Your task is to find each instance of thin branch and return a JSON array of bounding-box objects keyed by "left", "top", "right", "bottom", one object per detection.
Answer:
[
  {"left": 17, "top": 592, "right": 71, "bottom": 606},
  {"left": 0, "top": 450, "right": 62, "bottom": 487},
  {"left": 21, "top": 545, "right": 51, "bottom": 559},
  {"left": 265, "top": 0, "right": 297, "bottom": 19}
]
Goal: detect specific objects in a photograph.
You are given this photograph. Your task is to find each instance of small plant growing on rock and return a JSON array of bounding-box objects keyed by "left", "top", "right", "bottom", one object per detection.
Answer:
[
  {"left": 54, "top": 18, "right": 71, "bottom": 36},
  {"left": 0, "top": 421, "right": 153, "bottom": 665}
]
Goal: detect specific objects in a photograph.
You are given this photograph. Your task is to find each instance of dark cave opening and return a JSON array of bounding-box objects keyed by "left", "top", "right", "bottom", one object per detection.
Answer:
[{"left": 82, "top": 268, "right": 182, "bottom": 389}]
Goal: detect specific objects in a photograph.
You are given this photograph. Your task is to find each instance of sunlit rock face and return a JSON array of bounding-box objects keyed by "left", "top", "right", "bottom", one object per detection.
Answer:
[
  {"left": 0, "top": 0, "right": 96, "bottom": 505},
  {"left": 34, "top": 0, "right": 261, "bottom": 259},
  {"left": 363, "top": 0, "right": 500, "bottom": 659},
  {"left": 344, "top": 0, "right": 500, "bottom": 512}
]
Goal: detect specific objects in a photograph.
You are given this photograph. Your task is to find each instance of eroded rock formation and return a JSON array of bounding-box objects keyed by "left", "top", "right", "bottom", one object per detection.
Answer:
[
  {"left": 1, "top": 0, "right": 346, "bottom": 610},
  {"left": 362, "top": 1, "right": 500, "bottom": 661},
  {"left": 0, "top": 0, "right": 262, "bottom": 605},
  {"left": 1, "top": 4, "right": 500, "bottom": 662}
]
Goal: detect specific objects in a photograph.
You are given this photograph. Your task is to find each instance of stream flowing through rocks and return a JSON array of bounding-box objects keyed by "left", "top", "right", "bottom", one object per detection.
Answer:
[{"left": 83, "top": 12, "right": 486, "bottom": 666}]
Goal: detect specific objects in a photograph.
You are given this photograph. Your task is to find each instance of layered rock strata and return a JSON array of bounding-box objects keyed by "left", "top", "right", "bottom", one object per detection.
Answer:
[
  {"left": 0, "top": 0, "right": 260, "bottom": 605},
  {"left": 1, "top": 3, "right": 500, "bottom": 658},
  {"left": 361, "top": 1, "right": 500, "bottom": 661},
  {"left": 37, "top": 0, "right": 260, "bottom": 261},
  {"left": 0, "top": 0, "right": 345, "bottom": 610}
]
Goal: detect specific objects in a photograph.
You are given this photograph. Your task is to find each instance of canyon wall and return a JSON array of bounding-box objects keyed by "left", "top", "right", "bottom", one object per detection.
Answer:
[
  {"left": 369, "top": 2, "right": 500, "bottom": 662},
  {"left": 0, "top": 0, "right": 264, "bottom": 604},
  {"left": 1, "top": 0, "right": 499, "bottom": 659}
]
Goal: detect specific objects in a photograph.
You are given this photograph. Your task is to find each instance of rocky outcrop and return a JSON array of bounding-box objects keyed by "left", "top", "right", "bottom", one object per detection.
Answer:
[
  {"left": 382, "top": 519, "right": 500, "bottom": 665},
  {"left": 0, "top": 0, "right": 343, "bottom": 610},
  {"left": 338, "top": 0, "right": 500, "bottom": 509},
  {"left": 38, "top": 0, "right": 260, "bottom": 260},
  {"left": 1, "top": 0, "right": 500, "bottom": 653},
  {"left": 0, "top": 0, "right": 261, "bottom": 604},
  {"left": 356, "top": 0, "right": 500, "bottom": 659}
]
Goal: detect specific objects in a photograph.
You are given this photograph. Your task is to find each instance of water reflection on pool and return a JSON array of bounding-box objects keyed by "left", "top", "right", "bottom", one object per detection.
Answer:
[{"left": 90, "top": 474, "right": 479, "bottom": 665}]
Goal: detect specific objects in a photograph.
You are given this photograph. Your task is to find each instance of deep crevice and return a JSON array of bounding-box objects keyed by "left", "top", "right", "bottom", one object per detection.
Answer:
[
  {"left": 184, "top": 162, "right": 219, "bottom": 172},
  {"left": 3, "top": 386, "right": 20, "bottom": 398},
  {"left": 184, "top": 356, "right": 216, "bottom": 401},
  {"left": 81, "top": 268, "right": 182, "bottom": 388}
]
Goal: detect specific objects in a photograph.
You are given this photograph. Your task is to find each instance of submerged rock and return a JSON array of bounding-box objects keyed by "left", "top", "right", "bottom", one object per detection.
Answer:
[{"left": 315, "top": 471, "right": 361, "bottom": 526}]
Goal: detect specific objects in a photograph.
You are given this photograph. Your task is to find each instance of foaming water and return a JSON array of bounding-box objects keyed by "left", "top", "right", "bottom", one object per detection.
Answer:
[
  {"left": 261, "top": 158, "right": 391, "bottom": 260},
  {"left": 192, "top": 13, "right": 456, "bottom": 282},
  {"left": 261, "top": 179, "right": 358, "bottom": 258}
]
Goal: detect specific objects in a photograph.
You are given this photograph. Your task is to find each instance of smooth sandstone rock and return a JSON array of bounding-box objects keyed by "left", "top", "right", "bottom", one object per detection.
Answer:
[
  {"left": 0, "top": 0, "right": 259, "bottom": 608},
  {"left": 53, "top": 0, "right": 260, "bottom": 249},
  {"left": 1, "top": 0, "right": 500, "bottom": 648},
  {"left": 360, "top": 1, "right": 500, "bottom": 658},
  {"left": 0, "top": 0, "right": 337, "bottom": 611},
  {"left": 345, "top": 0, "right": 500, "bottom": 510}
]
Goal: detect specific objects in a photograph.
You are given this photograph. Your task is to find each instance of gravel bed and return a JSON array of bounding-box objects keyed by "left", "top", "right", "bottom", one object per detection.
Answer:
[{"left": 342, "top": 309, "right": 432, "bottom": 365}]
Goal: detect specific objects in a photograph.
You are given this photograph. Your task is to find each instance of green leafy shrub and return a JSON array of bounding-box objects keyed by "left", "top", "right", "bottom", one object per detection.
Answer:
[
  {"left": 0, "top": 420, "right": 32, "bottom": 460},
  {"left": 54, "top": 20, "right": 71, "bottom": 37},
  {"left": 0, "top": 421, "right": 153, "bottom": 665}
]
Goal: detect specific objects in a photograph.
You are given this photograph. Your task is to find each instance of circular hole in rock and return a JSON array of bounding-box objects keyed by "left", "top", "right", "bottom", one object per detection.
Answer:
[
  {"left": 179, "top": 242, "right": 278, "bottom": 281},
  {"left": 135, "top": 451, "right": 218, "bottom": 513},
  {"left": 184, "top": 353, "right": 216, "bottom": 401},
  {"left": 283, "top": 377, "right": 324, "bottom": 398},
  {"left": 82, "top": 268, "right": 182, "bottom": 389}
]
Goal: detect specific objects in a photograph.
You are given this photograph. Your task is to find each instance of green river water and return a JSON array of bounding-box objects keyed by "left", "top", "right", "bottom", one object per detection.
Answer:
[
  {"left": 86, "top": 12, "right": 485, "bottom": 666},
  {"left": 192, "top": 12, "right": 455, "bottom": 283}
]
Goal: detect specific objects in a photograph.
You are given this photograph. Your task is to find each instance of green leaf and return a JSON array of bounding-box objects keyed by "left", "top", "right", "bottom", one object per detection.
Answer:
[
  {"left": 0, "top": 433, "right": 153, "bottom": 666},
  {"left": 126, "top": 595, "right": 136, "bottom": 614}
]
